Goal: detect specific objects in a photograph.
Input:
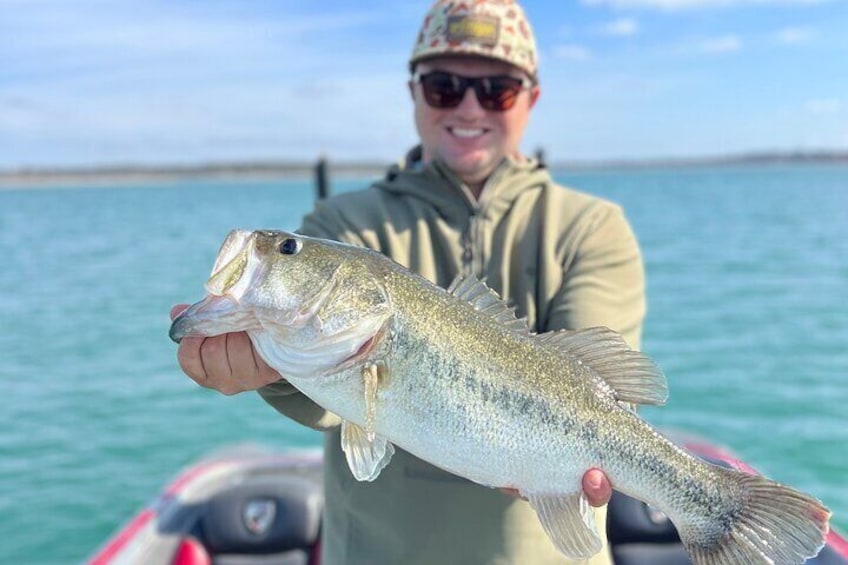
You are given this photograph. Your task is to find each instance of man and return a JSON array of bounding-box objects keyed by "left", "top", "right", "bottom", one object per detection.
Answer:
[{"left": 173, "top": 1, "right": 645, "bottom": 563}]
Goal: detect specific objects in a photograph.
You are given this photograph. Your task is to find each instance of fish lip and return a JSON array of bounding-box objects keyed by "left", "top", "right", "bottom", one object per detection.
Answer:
[
  {"left": 171, "top": 230, "right": 268, "bottom": 344},
  {"left": 211, "top": 230, "right": 253, "bottom": 278},
  {"left": 168, "top": 294, "right": 244, "bottom": 343},
  {"left": 206, "top": 230, "right": 261, "bottom": 297}
]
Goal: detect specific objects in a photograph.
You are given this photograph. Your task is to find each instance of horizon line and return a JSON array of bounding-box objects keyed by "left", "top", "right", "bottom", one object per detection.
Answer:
[{"left": 2, "top": 149, "right": 847, "bottom": 188}]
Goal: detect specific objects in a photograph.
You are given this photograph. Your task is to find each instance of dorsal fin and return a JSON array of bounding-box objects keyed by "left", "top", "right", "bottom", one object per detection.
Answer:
[
  {"left": 447, "top": 275, "right": 531, "bottom": 335},
  {"left": 536, "top": 327, "right": 668, "bottom": 406}
]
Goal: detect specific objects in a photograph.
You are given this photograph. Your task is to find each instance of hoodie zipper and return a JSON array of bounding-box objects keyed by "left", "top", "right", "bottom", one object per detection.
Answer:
[
  {"left": 462, "top": 163, "right": 510, "bottom": 277},
  {"left": 462, "top": 212, "right": 479, "bottom": 278},
  {"left": 422, "top": 157, "right": 523, "bottom": 279}
]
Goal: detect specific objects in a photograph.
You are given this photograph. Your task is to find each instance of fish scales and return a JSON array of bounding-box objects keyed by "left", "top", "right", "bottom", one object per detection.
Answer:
[
  {"left": 370, "top": 269, "right": 609, "bottom": 486},
  {"left": 380, "top": 266, "right": 710, "bottom": 505},
  {"left": 170, "top": 229, "right": 831, "bottom": 565}
]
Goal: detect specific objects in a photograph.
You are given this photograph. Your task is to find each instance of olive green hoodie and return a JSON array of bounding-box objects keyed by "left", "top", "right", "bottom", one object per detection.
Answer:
[{"left": 259, "top": 148, "right": 645, "bottom": 565}]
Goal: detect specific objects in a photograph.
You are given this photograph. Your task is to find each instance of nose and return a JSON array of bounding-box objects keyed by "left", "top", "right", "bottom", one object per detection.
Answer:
[{"left": 453, "top": 85, "right": 486, "bottom": 119}]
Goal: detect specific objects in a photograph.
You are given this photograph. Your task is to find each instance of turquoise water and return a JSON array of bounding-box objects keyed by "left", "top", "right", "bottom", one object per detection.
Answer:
[{"left": 1, "top": 165, "right": 846, "bottom": 563}]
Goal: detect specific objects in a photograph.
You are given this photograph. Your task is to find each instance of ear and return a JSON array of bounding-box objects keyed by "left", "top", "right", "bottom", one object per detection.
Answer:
[
  {"left": 408, "top": 80, "right": 416, "bottom": 100},
  {"left": 528, "top": 85, "right": 541, "bottom": 109}
]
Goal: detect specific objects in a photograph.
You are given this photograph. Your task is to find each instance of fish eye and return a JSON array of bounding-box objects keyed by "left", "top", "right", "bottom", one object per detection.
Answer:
[{"left": 278, "top": 237, "right": 302, "bottom": 255}]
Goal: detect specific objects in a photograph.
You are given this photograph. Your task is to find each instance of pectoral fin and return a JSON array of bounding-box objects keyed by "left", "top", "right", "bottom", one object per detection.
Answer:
[
  {"left": 362, "top": 362, "right": 387, "bottom": 441},
  {"left": 526, "top": 492, "right": 602, "bottom": 559},
  {"left": 340, "top": 421, "right": 395, "bottom": 481}
]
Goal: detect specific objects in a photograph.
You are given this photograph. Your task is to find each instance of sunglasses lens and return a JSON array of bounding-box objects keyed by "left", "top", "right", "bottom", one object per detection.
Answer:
[
  {"left": 420, "top": 72, "right": 464, "bottom": 109},
  {"left": 477, "top": 77, "right": 523, "bottom": 111},
  {"left": 417, "top": 72, "right": 528, "bottom": 111}
]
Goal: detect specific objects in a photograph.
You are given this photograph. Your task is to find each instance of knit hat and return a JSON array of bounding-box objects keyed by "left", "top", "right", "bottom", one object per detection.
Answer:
[{"left": 409, "top": 0, "right": 538, "bottom": 80}]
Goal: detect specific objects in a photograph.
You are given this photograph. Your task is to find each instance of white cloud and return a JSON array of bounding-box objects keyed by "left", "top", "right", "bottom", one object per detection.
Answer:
[
  {"left": 805, "top": 98, "right": 842, "bottom": 114},
  {"left": 553, "top": 45, "right": 593, "bottom": 61},
  {"left": 698, "top": 35, "right": 742, "bottom": 53},
  {"left": 2, "top": 4, "right": 381, "bottom": 67},
  {"left": 0, "top": 1, "right": 418, "bottom": 167},
  {"left": 774, "top": 26, "right": 815, "bottom": 44},
  {"left": 598, "top": 18, "right": 640, "bottom": 36}
]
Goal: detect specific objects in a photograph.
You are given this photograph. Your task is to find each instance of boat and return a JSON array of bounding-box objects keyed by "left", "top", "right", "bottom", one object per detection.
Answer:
[{"left": 89, "top": 435, "right": 848, "bottom": 565}]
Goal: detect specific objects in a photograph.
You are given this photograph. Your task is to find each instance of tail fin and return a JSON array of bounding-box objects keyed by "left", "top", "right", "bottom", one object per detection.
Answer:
[{"left": 682, "top": 470, "right": 831, "bottom": 565}]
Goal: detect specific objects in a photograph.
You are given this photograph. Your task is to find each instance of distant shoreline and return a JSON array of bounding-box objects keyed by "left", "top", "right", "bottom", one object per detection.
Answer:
[
  {"left": 2, "top": 151, "right": 847, "bottom": 189},
  {"left": 0, "top": 162, "right": 387, "bottom": 190}
]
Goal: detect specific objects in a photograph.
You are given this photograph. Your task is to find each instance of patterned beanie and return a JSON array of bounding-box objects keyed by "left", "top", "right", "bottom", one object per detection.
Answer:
[{"left": 409, "top": 0, "right": 538, "bottom": 80}]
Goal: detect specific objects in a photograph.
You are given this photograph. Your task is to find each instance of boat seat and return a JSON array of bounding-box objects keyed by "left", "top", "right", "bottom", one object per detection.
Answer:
[
  {"left": 199, "top": 475, "right": 322, "bottom": 565},
  {"left": 210, "top": 552, "right": 309, "bottom": 565},
  {"left": 607, "top": 490, "right": 688, "bottom": 565}
]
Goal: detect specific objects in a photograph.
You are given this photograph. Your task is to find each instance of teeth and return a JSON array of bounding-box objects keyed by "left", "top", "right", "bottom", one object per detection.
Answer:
[{"left": 451, "top": 127, "right": 484, "bottom": 138}]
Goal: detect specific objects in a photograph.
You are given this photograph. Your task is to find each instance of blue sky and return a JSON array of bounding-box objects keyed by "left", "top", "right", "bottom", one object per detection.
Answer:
[{"left": 2, "top": 0, "right": 846, "bottom": 168}]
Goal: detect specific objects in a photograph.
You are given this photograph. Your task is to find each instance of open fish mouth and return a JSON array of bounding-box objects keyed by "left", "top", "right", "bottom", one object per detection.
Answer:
[
  {"left": 169, "top": 294, "right": 250, "bottom": 343},
  {"left": 169, "top": 230, "right": 263, "bottom": 343}
]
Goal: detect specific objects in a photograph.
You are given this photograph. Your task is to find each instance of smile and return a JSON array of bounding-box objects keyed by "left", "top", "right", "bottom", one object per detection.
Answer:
[{"left": 449, "top": 127, "right": 487, "bottom": 139}]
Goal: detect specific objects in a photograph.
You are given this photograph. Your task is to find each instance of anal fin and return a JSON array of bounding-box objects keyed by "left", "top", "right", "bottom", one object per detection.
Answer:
[
  {"left": 340, "top": 420, "right": 395, "bottom": 481},
  {"left": 526, "top": 491, "right": 602, "bottom": 560}
]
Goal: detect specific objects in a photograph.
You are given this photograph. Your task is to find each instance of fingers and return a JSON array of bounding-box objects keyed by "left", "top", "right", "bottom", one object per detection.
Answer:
[
  {"left": 199, "top": 332, "right": 233, "bottom": 383},
  {"left": 251, "top": 341, "right": 283, "bottom": 383},
  {"left": 175, "top": 327, "right": 282, "bottom": 396},
  {"left": 177, "top": 336, "right": 207, "bottom": 383},
  {"left": 227, "top": 331, "right": 259, "bottom": 382},
  {"left": 582, "top": 468, "right": 612, "bottom": 507},
  {"left": 500, "top": 470, "right": 611, "bottom": 506},
  {"left": 499, "top": 487, "right": 522, "bottom": 499}
]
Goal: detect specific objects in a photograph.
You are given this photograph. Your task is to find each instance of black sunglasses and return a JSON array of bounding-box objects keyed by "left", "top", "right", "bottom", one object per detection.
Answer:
[{"left": 412, "top": 70, "right": 533, "bottom": 112}]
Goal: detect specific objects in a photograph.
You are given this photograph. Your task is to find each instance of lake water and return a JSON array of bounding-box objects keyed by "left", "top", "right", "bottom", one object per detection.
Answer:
[{"left": 1, "top": 164, "right": 846, "bottom": 563}]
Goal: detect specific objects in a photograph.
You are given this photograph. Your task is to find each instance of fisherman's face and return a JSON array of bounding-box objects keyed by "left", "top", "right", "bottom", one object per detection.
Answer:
[{"left": 410, "top": 56, "right": 540, "bottom": 195}]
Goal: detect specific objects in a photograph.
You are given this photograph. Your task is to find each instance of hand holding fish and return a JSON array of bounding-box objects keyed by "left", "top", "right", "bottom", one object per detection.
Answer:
[
  {"left": 501, "top": 469, "right": 612, "bottom": 507},
  {"left": 171, "top": 304, "right": 283, "bottom": 395}
]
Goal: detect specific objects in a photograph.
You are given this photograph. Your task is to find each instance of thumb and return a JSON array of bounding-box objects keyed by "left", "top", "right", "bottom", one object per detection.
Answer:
[
  {"left": 170, "top": 304, "right": 189, "bottom": 321},
  {"left": 583, "top": 468, "right": 612, "bottom": 507}
]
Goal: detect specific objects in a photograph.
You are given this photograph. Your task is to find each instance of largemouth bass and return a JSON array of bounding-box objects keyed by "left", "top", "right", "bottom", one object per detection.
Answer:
[{"left": 170, "top": 229, "right": 830, "bottom": 564}]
